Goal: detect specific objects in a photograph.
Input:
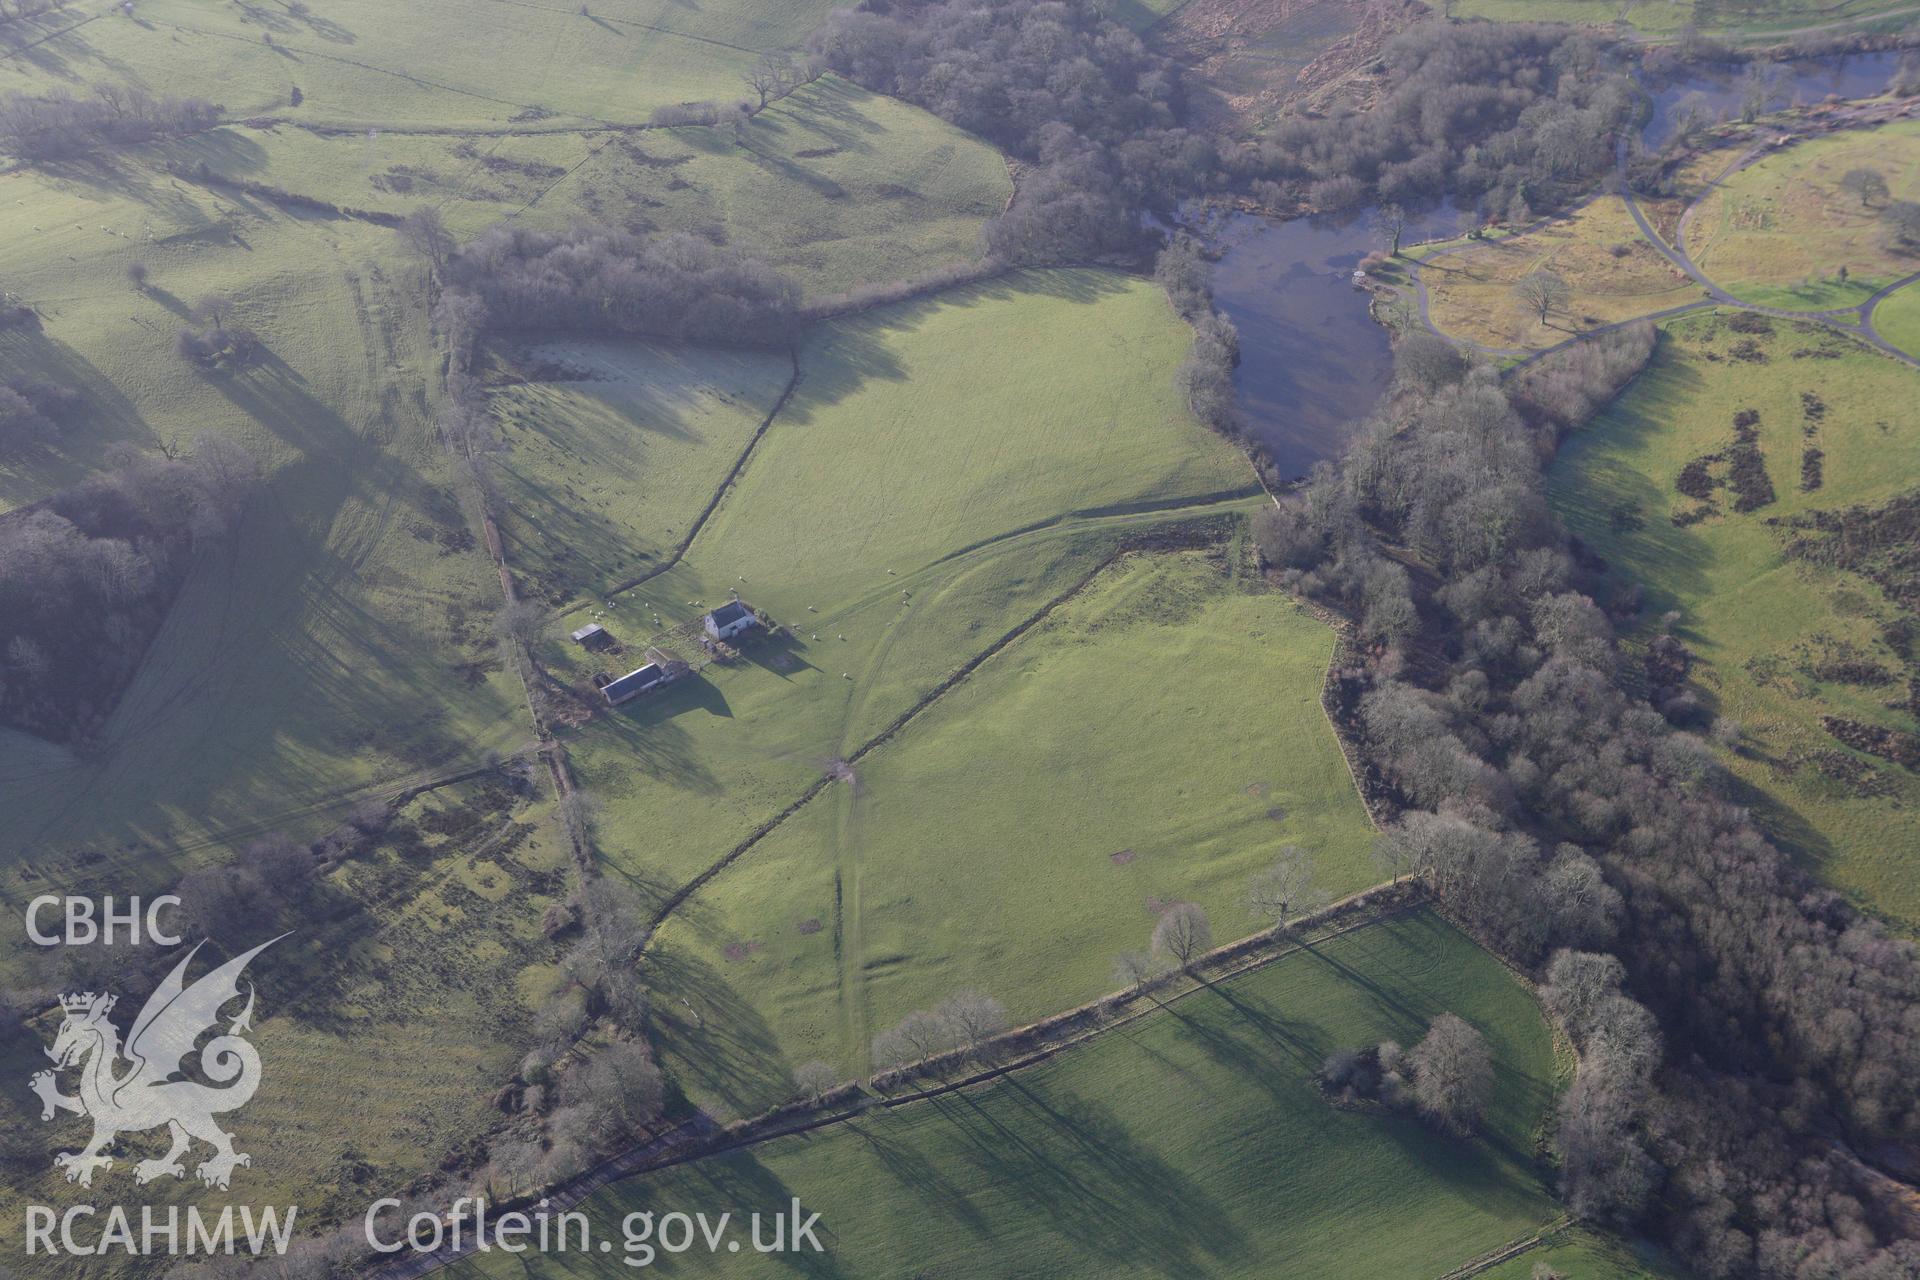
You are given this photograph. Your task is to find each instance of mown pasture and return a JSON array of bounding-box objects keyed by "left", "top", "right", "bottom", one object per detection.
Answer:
[
  {"left": 455, "top": 907, "right": 1563, "bottom": 1280},
  {"left": 1875, "top": 278, "right": 1920, "bottom": 355},
  {"left": 488, "top": 340, "right": 797, "bottom": 606},
  {"left": 1687, "top": 121, "right": 1920, "bottom": 309},
  {"left": 1548, "top": 309, "right": 1920, "bottom": 925}
]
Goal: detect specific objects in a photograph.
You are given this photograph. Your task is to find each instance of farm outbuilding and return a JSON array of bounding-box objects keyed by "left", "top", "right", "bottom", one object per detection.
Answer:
[
  {"left": 570, "top": 623, "right": 611, "bottom": 649},
  {"left": 602, "top": 663, "right": 670, "bottom": 705},
  {"left": 704, "top": 600, "right": 758, "bottom": 642}
]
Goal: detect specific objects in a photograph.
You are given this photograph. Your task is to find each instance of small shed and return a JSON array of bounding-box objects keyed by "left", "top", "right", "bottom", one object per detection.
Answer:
[
  {"left": 570, "top": 623, "right": 612, "bottom": 649},
  {"left": 704, "top": 599, "right": 758, "bottom": 642},
  {"left": 602, "top": 663, "right": 668, "bottom": 705}
]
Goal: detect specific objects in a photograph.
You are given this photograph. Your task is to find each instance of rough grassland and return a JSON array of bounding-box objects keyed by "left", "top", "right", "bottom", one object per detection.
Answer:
[
  {"left": 456, "top": 909, "right": 1561, "bottom": 1280},
  {"left": 1688, "top": 121, "right": 1920, "bottom": 309},
  {"left": 1876, "top": 278, "right": 1920, "bottom": 355},
  {"left": 0, "top": 778, "right": 573, "bottom": 1272},
  {"left": 167, "top": 76, "right": 1013, "bottom": 292},
  {"left": 1548, "top": 310, "right": 1920, "bottom": 925},
  {"left": 649, "top": 551, "right": 1379, "bottom": 1117},
  {"left": 0, "top": 0, "right": 834, "bottom": 129},
  {"left": 0, "top": 160, "right": 525, "bottom": 869},
  {"left": 1420, "top": 197, "right": 1708, "bottom": 351}
]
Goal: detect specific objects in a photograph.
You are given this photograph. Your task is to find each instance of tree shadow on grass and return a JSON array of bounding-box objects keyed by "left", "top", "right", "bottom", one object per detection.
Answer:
[
  {"left": 643, "top": 939, "right": 795, "bottom": 1121},
  {"left": 842, "top": 1118, "right": 997, "bottom": 1240},
  {"left": 925, "top": 1080, "right": 1251, "bottom": 1274},
  {"left": 638, "top": 1150, "right": 852, "bottom": 1278},
  {"left": 0, "top": 329, "right": 155, "bottom": 509}
]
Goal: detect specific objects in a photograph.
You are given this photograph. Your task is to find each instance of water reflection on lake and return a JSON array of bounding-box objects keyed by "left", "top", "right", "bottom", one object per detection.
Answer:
[
  {"left": 1199, "top": 203, "right": 1465, "bottom": 479},
  {"left": 1640, "top": 51, "right": 1902, "bottom": 149}
]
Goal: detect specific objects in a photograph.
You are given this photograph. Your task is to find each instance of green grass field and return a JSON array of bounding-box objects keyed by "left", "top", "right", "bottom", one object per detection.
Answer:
[
  {"left": 165, "top": 75, "right": 1013, "bottom": 292},
  {"left": 1688, "top": 122, "right": 1920, "bottom": 310},
  {"left": 527, "top": 272, "right": 1263, "bottom": 903},
  {"left": 488, "top": 340, "right": 797, "bottom": 606},
  {"left": 0, "top": 158, "right": 528, "bottom": 869},
  {"left": 479, "top": 273, "right": 1369, "bottom": 1117},
  {"left": 1548, "top": 309, "right": 1920, "bottom": 925},
  {"left": 649, "top": 551, "right": 1378, "bottom": 1116},
  {"left": 1482, "top": 1228, "right": 1696, "bottom": 1280},
  {"left": 0, "top": 0, "right": 834, "bottom": 130},
  {"left": 1875, "top": 279, "right": 1920, "bottom": 356},
  {"left": 457, "top": 907, "right": 1563, "bottom": 1280}
]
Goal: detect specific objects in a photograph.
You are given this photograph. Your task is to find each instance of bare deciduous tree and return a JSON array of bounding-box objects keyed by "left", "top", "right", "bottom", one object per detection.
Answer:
[
  {"left": 398, "top": 206, "right": 454, "bottom": 270},
  {"left": 1247, "top": 845, "right": 1329, "bottom": 931},
  {"left": 936, "top": 991, "right": 1008, "bottom": 1060},
  {"left": 560, "top": 1039, "right": 664, "bottom": 1138},
  {"left": 1151, "top": 902, "right": 1211, "bottom": 971},
  {"left": 494, "top": 599, "right": 547, "bottom": 649},
  {"left": 1408, "top": 1013, "right": 1493, "bottom": 1134},
  {"left": 1113, "top": 950, "right": 1156, "bottom": 990},
  {"left": 1512, "top": 270, "right": 1569, "bottom": 326},
  {"left": 1882, "top": 199, "right": 1920, "bottom": 246},
  {"left": 1840, "top": 167, "right": 1889, "bottom": 209},
  {"left": 1372, "top": 201, "right": 1409, "bottom": 256},
  {"left": 792, "top": 1061, "right": 838, "bottom": 1102},
  {"left": 744, "top": 51, "right": 795, "bottom": 110}
]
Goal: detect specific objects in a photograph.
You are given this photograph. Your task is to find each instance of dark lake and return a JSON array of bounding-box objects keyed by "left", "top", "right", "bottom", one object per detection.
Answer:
[
  {"left": 1640, "top": 51, "right": 1903, "bottom": 149},
  {"left": 1199, "top": 203, "right": 1466, "bottom": 479}
]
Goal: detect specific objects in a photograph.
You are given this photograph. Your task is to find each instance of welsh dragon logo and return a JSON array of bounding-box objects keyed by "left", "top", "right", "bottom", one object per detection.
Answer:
[{"left": 29, "top": 936, "right": 283, "bottom": 1190}]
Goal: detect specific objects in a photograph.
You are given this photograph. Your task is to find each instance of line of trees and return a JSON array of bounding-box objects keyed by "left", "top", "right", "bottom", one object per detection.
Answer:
[
  {"left": 435, "top": 221, "right": 804, "bottom": 350},
  {"left": 1262, "top": 323, "right": 1920, "bottom": 1276},
  {"left": 0, "top": 436, "right": 260, "bottom": 743},
  {"left": 0, "top": 86, "right": 220, "bottom": 161},
  {"left": 871, "top": 990, "right": 1010, "bottom": 1075}
]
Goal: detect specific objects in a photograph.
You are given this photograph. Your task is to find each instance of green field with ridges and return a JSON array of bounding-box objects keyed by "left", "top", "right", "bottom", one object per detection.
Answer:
[
  {"left": 0, "top": 0, "right": 834, "bottom": 129},
  {"left": 650, "top": 550, "right": 1378, "bottom": 1117},
  {"left": 165, "top": 75, "right": 1012, "bottom": 292}
]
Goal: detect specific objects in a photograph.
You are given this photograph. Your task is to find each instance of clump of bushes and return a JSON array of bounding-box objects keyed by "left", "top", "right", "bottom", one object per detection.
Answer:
[
  {"left": 1319, "top": 1014, "right": 1494, "bottom": 1135},
  {"left": 174, "top": 295, "right": 262, "bottom": 369}
]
